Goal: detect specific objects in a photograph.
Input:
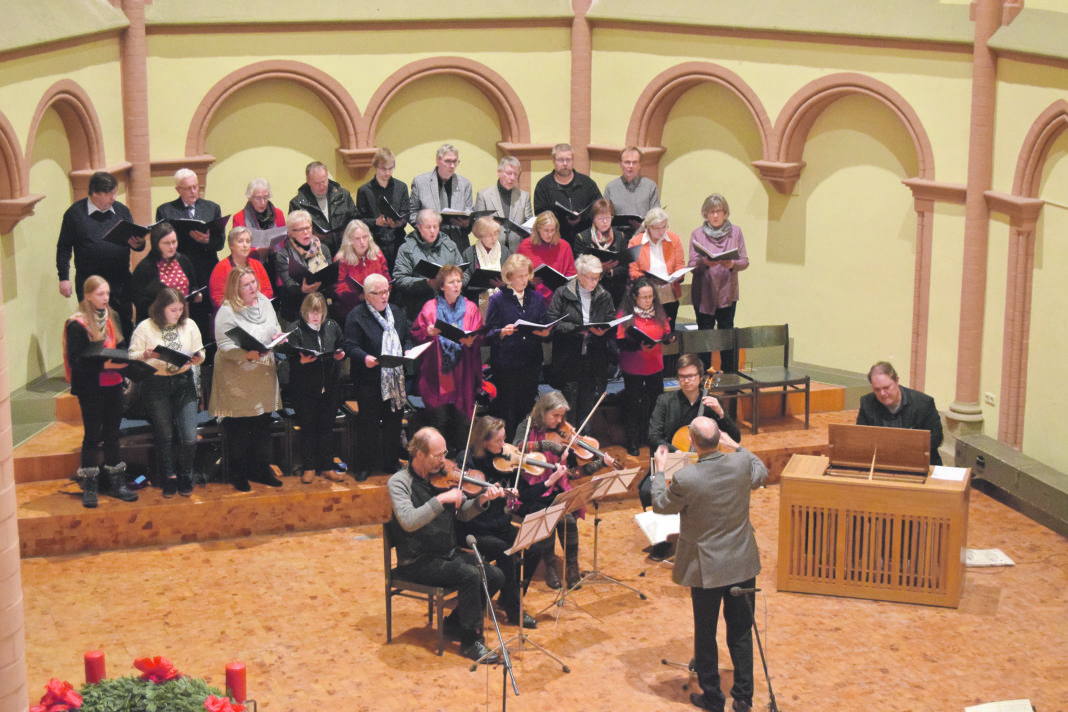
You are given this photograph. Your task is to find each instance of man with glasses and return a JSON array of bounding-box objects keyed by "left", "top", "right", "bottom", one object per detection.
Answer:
[
  {"left": 409, "top": 143, "right": 474, "bottom": 252},
  {"left": 474, "top": 155, "right": 533, "bottom": 251},
  {"left": 603, "top": 146, "right": 660, "bottom": 236},
  {"left": 857, "top": 361, "right": 943, "bottom": 465},
  {"left": 640, "top": 353, "right": 743, "bottom": 559}
]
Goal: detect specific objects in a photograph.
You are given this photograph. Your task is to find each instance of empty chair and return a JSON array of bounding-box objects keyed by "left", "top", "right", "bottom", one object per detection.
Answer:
[{"left": 735, "top": 324, "right": 810, "bottom": 434}]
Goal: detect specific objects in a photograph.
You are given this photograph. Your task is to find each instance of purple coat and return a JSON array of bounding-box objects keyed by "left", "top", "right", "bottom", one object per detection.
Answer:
[
  {"left": 687, "top": 223, "right": 749, "bottom": 313},
  {"left": 411, "top": 296, "right": 484, "bottom": 414}
]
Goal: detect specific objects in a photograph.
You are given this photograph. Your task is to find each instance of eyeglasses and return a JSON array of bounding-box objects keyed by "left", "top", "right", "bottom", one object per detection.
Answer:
[
  {"left": 367, "top": 289, "right": 390, "bottom": 297},
  {"left": 708, "top": 208, "right": 726, "bottom": 215},
  {"left": 441, "top": 158, "right": 460, "bottom": 166},
  {"left": 678, "top": 372, "right": 701, "bottom": 382}
]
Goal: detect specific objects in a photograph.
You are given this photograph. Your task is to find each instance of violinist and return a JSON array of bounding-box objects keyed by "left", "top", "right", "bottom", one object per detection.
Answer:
[
  {"left": 513, "top": 391, "right": 615, "bottom": 590},
  {"left": 456, "top": 416, "right": 538, "bottom": 629},
  {"left": 641, "top": 353, "right": 742, "bottom": 559},
  {"left": 387, "top": 427, "right": 507, "bottom": 663}
]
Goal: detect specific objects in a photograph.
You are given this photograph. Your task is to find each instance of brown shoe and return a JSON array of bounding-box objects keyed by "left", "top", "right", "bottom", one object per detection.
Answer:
[
  {"left": 322, "top": 470, "right": 345, "bottom": 482},
  {"left": 301, "top": 470, "right": 315, "bottom": 484}
]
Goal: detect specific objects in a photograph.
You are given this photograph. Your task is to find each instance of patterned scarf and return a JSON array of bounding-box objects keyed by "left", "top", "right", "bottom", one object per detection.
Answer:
[
  {"left": 702, "top": 220, "right": 733, "bottom": 243},
  {"left": 290, "top": 235, "right": 328, "bottom": 273},
  {"left": 634, "top": 304, "right": 656, "bottom": 320},
  {"left": 436, "top": 295, "right": 466, "bottom": 373},
  {"left": 369, "top": 304, "right": 406, "bottom": 411}
]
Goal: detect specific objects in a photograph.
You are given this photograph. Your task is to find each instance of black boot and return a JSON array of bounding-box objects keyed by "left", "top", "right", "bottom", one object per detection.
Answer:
[
  {"left": 542, "top": 548, "right": 561, "bottom": 590},
  {"left": 104, "top": 462, "right": 138, "bottom": 502},
  {"left": 565, "top": 554, "right": 582, "bottom": 590},
  {"left": 79, "top": 467, "right": 99, "bottom": 509}
]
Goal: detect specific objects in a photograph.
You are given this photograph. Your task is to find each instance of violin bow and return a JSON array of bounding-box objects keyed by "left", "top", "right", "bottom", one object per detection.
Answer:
[
  {"left": 563, "top": 390, "right": 607, "bottom": 459},
  {"left": 513, "top": 416, "right": 533, "bottom": 491}
]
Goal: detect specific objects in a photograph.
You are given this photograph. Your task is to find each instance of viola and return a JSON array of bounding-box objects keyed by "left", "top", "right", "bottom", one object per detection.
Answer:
[
  {"left": 548, "top": 422, "right": 620, "bottom": 469},
  {"left": 492, "top": 442, "right": 556, "bottom": 476}
]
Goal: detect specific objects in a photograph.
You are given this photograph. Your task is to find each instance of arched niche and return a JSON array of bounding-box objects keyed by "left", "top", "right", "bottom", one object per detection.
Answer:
[
  {"left": 184, "top": 60, "right": 363, "bottom": 180},
  {"left": 0, "top": 110, "right": 44, "bottom": 234},
  {"left": 25, "top": 79, "right": 107, "bottom": 196}
]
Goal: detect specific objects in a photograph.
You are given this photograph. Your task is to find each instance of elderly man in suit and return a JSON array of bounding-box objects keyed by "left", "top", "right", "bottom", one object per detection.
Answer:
[
  {"left": 409, "top": 143, "right": 474, "bottom": 252},
  {"left": 651, "top": 416, "right": 768, "bottom": 712},
  {"left": 474, "top": 155, "right": 533, "bottom": 251}
]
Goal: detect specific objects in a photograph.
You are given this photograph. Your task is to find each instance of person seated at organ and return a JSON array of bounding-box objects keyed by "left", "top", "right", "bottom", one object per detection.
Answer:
[
  {"left": 355, "top": 147, "right": 409, "bottom": 272},
  {"left": 392, "top": 208, "right": 465, "bottom": 321},
  {"left": 388, "top": 426, "right": 507, "bottom": 663},
  {"left": 275, "top": 209, "right": 333, "bottom": 325},
  {"left": 474, "top": 156, "right": 533, "bottom": 251},
  {"left": 209, "top": 226, "right": 274, "bottom": 311},
  {"left": 857, "top": 361, "right": 944, "bottom": 465},
  {"left": 515, "top": 211, "right": 576, "bottom": 302},
  {"left": 288, "top": 161, "right": 357, "bottom": 254},
  {"left": 456, "top": 416, "right": 539, "bottom": 629},
  {"left": 410, "top": 265, "right": 484, "bottom": 453},
  {"left": 332, "top": 219, "right": 389, "bottom": 324}
]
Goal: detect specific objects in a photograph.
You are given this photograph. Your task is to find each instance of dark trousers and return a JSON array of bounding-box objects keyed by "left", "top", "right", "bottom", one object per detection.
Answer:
[
  {"left": 77, "top": 384, "right": 124, "bottom": 468},
  {"left": 141, "top": 371, "right": 198, "bottom": 478},
  {"left": 468, "top": 527, "right": 525, "bottom": 613},
  {"left": 532, "top": 512, "right": 579, "bottom": 567},
  {"left": 355, "top": 382, "right": 405, "bottom": 473},
  {"left": 691, "top": 577, "right": 755, "bottom": 710},
  {"left": 560, "top": 356, "right": 608, "bottom": 431},
  {"left": 394, "top": 550, "right": 504, "bottom": 642},
  {"left": 491, "top": 364, "right": 541, "bottom": 441},
  {"left": 695, "top": 302, "right": 738, "bottom": 373},
  {"left": 222, "top": 413, "right": 272, "bottom": 482},
  {"left": 294, "top": 389, "right": 340, "bottom": 471},
  {"left": 424, "top": 403, "right": 469, "bottom": 456},
  {"left": 622, "top": 372, "right": 664, "bottom": 450}
]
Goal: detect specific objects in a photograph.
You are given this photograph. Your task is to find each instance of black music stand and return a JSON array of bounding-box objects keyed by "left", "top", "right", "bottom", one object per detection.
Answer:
[
  {"left": 536, "top": 479, "right": 600, "bottom": 621},
  {"left": 572, "top": 467, "right": 646, "bottom": 599},
  {"left": 474, "top": 501, "right": 571, "bottom": 673}
]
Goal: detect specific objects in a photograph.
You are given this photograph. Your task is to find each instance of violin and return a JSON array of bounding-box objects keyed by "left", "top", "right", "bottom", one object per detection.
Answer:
[
  {"left": 492, "top": 442, "right": 556, "bottom": 476},
  {"left": 429, "top": 461, "right": 519, "bottom": 502},
  {"left": 548, "top": 421, "right": 619, "bottom": 468}
]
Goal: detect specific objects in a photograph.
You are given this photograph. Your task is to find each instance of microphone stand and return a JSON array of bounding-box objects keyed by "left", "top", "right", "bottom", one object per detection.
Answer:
[
  {"left": 468, "top": 536, "right": 519, "bottom": 708},
  {"left": 732, "top": 586, "right": 780, "bottom": 712}
]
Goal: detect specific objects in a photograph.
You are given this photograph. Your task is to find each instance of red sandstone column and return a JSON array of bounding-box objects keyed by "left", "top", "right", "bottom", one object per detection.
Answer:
[
  {"left": 570, "top": 0, "right": 593, "bottom": 172},
  {"left": 0, "top": 281, "right": 28, "bottom": 708},
  {"left": 948, "top": 0, "right": 1003, "bottom": 432},
  {"left": 119, "top": 0, "right": 151, "bottom": 225}
]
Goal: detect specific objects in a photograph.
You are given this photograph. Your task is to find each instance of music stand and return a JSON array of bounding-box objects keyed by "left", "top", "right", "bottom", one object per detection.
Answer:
[
  {"left": 572, "top": 467, "right": 647, "bottom": 600},
  {"left": 474, "top": 501, "right": 571, "bottom": 673},
  {"left": 536, "top": 479, "right": 600, "bottom": 620}
]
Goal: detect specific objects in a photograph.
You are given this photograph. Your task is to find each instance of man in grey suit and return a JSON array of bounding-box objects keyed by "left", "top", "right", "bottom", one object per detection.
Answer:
[
  {"left": 474, "top": 155, "right": 533, "bottom": 251},
  {"left": 409, "top": 143, "right": 474, "bottom": 252},
  {"left": 651, "top": 416, "right": 768, "bottom": 712}
]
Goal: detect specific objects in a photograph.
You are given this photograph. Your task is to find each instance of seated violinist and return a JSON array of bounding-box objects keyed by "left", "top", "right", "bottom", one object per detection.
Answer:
[
  {"left": 513, "top": 391, "right": 616, "bottom": 590},
  {"left": 640, "top": 353, "right": 742, "bottom": 560},
  {"left": 388, "top": 427, "right": 507, "bottom": 663},
  {"left": 457, "top": 416, "right": 542, "bottom": 629}
]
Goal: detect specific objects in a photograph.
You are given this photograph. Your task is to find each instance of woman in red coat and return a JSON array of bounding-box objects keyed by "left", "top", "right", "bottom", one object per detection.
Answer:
[
  {"left": 333, "top": 219, "right": 389, "bottom": 323},
  {"left": 411, "top": 264, "right": 484, "bottom": 453},
  {"left": 516, "top": 211, "right": 576, "bottom": 302}
]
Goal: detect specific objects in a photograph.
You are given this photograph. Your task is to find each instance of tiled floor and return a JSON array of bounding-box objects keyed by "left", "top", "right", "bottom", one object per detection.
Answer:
[{"left": 22, "top": 473, "right": 1067, "bottom": 710}]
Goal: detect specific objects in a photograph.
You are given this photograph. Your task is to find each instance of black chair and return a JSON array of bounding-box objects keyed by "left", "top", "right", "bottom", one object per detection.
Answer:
[
  {"left": 735, "top": 324, "right": 810, "bottom": 434},
  {"left": 383, "top": 522, "right": 458, "bottom": 656},
  {"left": 678, "top": 327, "right": 758, "bottom": 431}
]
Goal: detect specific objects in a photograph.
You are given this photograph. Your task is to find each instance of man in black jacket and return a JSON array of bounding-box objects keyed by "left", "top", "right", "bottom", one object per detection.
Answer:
[
  {"left": 56, "top": 170, "right": 145, "bottom": 337},
  {"left": 857, "top": 361, "right": 944, "bottom": 465},
  {"left": 288, "top": 161, "right": 357, "bottom": 254}
]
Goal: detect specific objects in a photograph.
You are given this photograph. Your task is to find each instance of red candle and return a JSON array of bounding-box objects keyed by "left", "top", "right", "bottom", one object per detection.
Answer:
[
  {"left": 225, "top": 661, "right": 247, "bottom": 702},
  {"left": 84, "top": 650, "right": 106, "bottom": 684}
]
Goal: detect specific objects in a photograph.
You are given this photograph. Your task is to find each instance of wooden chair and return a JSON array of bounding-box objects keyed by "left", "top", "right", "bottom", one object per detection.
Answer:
[
  {"left": 383, "top": 522, "right": 458, "bottom": 656},
  {"left": 735, "top": 324, "right": 810, "bottom": 434},
  {"left": 678, "top": 327, "right": 758, "bottom": 431}
]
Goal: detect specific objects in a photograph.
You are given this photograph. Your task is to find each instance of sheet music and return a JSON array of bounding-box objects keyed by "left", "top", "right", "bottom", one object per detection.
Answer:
[
  {"left": 965, "top": 548, "right": 1015, "bottom": 567},
  {"left": 964, "top": 700, "right": 1033, "bottom": 712},
  {"left": 634, "top": 511, "right": 679, "bottom": 545},
  {"left": 930, "top": 466, "right": 969, "bottom": 482}
]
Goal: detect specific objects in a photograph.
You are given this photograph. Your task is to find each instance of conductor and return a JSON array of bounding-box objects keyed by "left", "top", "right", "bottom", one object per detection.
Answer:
[{"left": 650, "top": 416, "right": 768, "bottom": 712}]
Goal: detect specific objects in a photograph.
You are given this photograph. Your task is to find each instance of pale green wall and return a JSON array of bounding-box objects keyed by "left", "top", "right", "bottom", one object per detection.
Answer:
[{"left": 0, "top": 40, "right": 125, "bottom": 388}]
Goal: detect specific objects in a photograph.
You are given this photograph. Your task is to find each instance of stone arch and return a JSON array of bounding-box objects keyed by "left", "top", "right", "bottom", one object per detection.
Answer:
[
  {"left": 774, "top": 72, "right": 934, "bottom": 182},
  {"left": 0, "top": 110, "right": 44, "bottom": 233},
  {"left": 625, "top": 61, "right": 773, "bottom": 160},
  {"left": 186, "top": 60, "right": 363, "bottom": 158},
  {"left": 362, "top": 57, "right": 531, "bottom": 149},
  {"left": 1012, "top": 99, "right": 1068, "bottom": 198},
  {"left": 25, "top": 79, "right": 107, "bottom": 194}
]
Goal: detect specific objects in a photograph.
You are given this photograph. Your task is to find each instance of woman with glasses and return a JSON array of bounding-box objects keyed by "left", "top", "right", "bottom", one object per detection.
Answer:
[{"left": 688, "top": 193, "right": 749, "bottom": 373}]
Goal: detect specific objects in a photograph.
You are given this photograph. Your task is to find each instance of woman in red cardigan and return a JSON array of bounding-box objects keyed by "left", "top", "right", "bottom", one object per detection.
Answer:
[
  {"left": 208, "top": 226, "right": 274, "bottom": 310},
  {"left": 333, "top": 219, "right": 389, "bottom": 323},
  {"left": 627, "top": 207, "right": 687, "bottom": 328},
  {"left": 616, "top": 278, "right": 675, "bottom": 455},
  {"left": 515, "top": 211, "right": 576, "bottom": 301}
]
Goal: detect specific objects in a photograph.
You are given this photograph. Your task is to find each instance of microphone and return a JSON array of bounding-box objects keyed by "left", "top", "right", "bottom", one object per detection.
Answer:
[
  {"left": 466, "top": 535, "right": 478, "bottom": 549},
  {"left": 729, "top": 586, "right": 761, "bottom": 597}
]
